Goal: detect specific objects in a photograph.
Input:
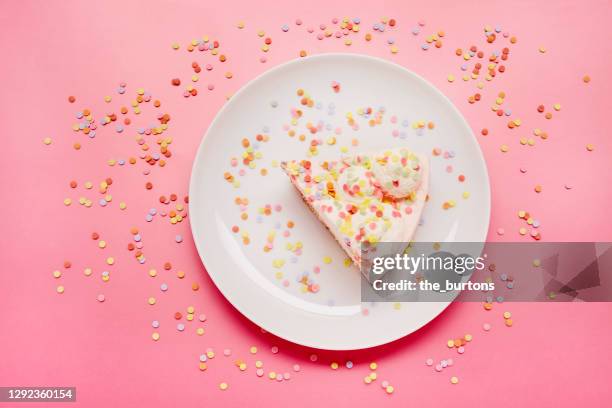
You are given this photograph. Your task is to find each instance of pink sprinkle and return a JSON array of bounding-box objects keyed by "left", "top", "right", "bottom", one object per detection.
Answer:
[
  {"left": 310, "top": 354, "right": 318, "bottom": 362},
  {"left": 497, "top": 228, "right": 505, "bottom": 235},
  {"left": 381, "top": 380, "right": 389, "bottom": 388},
  {"left": 483, "top": 323, "right": 491, "bottom": 331},
  {"left": 282, "top": 280, "right": 290, "bottom": 287},
  {"left": 97, "top": 294, "right": 105, "bottom": 302},
  {"left": 457, "top": 346, "right": 465, "bottom": 354},
  {"left": 293, "top": 364, "right": 301, "bottom": 372},
  {"left": 256, "top": 368, "right": 264, "bottom": 377},
  {"left": 271, "top": 346, "right": 279, "bottom": 354},
  {"left": 435, "top": 365, "right": 443, "bottom": 372},
  {"left": 426, "top": 358, "right": 434, "bottom": 366}
]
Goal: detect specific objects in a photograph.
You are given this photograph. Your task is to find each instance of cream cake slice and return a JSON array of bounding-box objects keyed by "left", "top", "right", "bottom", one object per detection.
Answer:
[{"left": 281, "top": 147, "right": 429, "bottom": 272}]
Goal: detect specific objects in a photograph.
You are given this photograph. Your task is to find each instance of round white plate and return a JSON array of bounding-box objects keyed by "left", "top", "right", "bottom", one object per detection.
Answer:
[{"left": 190, "top": 53, "right": 490, "bottom": 350}]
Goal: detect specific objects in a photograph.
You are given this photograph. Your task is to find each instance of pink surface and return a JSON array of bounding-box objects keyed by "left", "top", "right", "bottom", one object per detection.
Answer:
[{"left": 1, "top": 0, "right": 611, "bottom": 407}]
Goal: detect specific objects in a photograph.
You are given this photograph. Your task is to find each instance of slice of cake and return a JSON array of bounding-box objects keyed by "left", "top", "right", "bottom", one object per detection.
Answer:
[{"left": 281, "top": 147, "right": 429, "bottom": 272}]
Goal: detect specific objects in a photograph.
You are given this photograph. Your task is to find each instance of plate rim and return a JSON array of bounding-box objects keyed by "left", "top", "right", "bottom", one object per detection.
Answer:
[{"left": 189, "top": 52, "right": 491, "bottom": 350}]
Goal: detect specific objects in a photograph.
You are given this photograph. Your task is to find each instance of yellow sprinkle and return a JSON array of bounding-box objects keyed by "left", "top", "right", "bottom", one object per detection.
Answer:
[
  {"left": 53, "top": 270, "right": 62, "bottom": 278},
  {"left": 447, "top": 74, "right": 455, "bottom": 82},
  {"left": 268, "top": 371, "right": 276, "bottom": 380},
  {"left": 385, "top": 385, "right": 394, "bottom": 394},
  {"left": 505, "top": 318, "right": 513, "bottom": 327},
  {"left": 533, "top": 259, "right": 541, "bottom": 267},
  {"left": 249, "top": 346, "right": 258, "bottom": 354},
  {"left": 330, "top": 362, "right": 339, "bottom": 370},
  {"left": 553, "top": 103, "right": 561, "bottom": 111},
  {"left": 196, "top": 327, "right": 204, "bottom": 336},
  {"left": 98, "top": 240, "right": 106, "bottom": 249},
  {"left": 451, "top": 376, "right": 459, "bottom": 384},
  {"left": 500, "top": 145, "right": 509, "bottom": 152},
  {"left": 63, "top": 198, "right": 72, "bottom": 206},
  {"left": 538, "top": 46, "right": 547, "bottom": 53},
  {"left": 148, "top": 297, "right": 156, "bottom": 305},
  {"left": 106, "top": 257, "right": 115, "bottom": 265},
  {"left": 369, "top": 372, "right": 377, "bottom": 380},
  {"left": 56, "top": 285, "right": 65, "bottom": 294},
  {"left": 43, "top": 137, "right": 52, "bottom": 145},
  {"left": 369, "top": 362, "right": 378, "bottom": 370},
  {"left": 152, "top": 332, "right": 160, "bottom": 341},
  {"left": 119, "top": 202, "right": 127, "bottom": 210},
  {"left": 586, "top": 144, "right": 594, "bottom": 151},
  {"left": 199, "top": 362, "right": 207, "bottom": 371},
  {"left": 323, "top": 256, "right": 332, "bottom": 264},
  {"left": 219, "top": 382, "right": 228, "bottom": 391},
  {"left": 447, "top": 339, "right": 455, "bottom": 348},
  {"left": 364, "top": 376, "right": 372, "bottom": 384},
  {"left": 84, "top": 268, "right": 92, "bottom": 276}
]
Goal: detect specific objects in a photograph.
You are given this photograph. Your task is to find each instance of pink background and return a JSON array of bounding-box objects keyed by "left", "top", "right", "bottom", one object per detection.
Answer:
[{"left": 1, "top": 0, "right": 611, "bottom": 407}]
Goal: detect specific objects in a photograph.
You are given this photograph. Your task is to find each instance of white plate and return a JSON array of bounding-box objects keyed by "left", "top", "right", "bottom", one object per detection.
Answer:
[{"left": 189, "top": 53, "right": 490, "bottom": 350}]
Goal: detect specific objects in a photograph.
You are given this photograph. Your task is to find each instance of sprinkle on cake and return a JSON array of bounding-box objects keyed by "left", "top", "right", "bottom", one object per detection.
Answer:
[{"left": 282, "top": 147, "right": 429, "bottom": 268}]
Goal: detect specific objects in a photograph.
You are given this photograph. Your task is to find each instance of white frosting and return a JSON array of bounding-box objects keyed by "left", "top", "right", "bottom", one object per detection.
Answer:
[{"left": 371, "top": 149, "right": 423, "bottom": 199}]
